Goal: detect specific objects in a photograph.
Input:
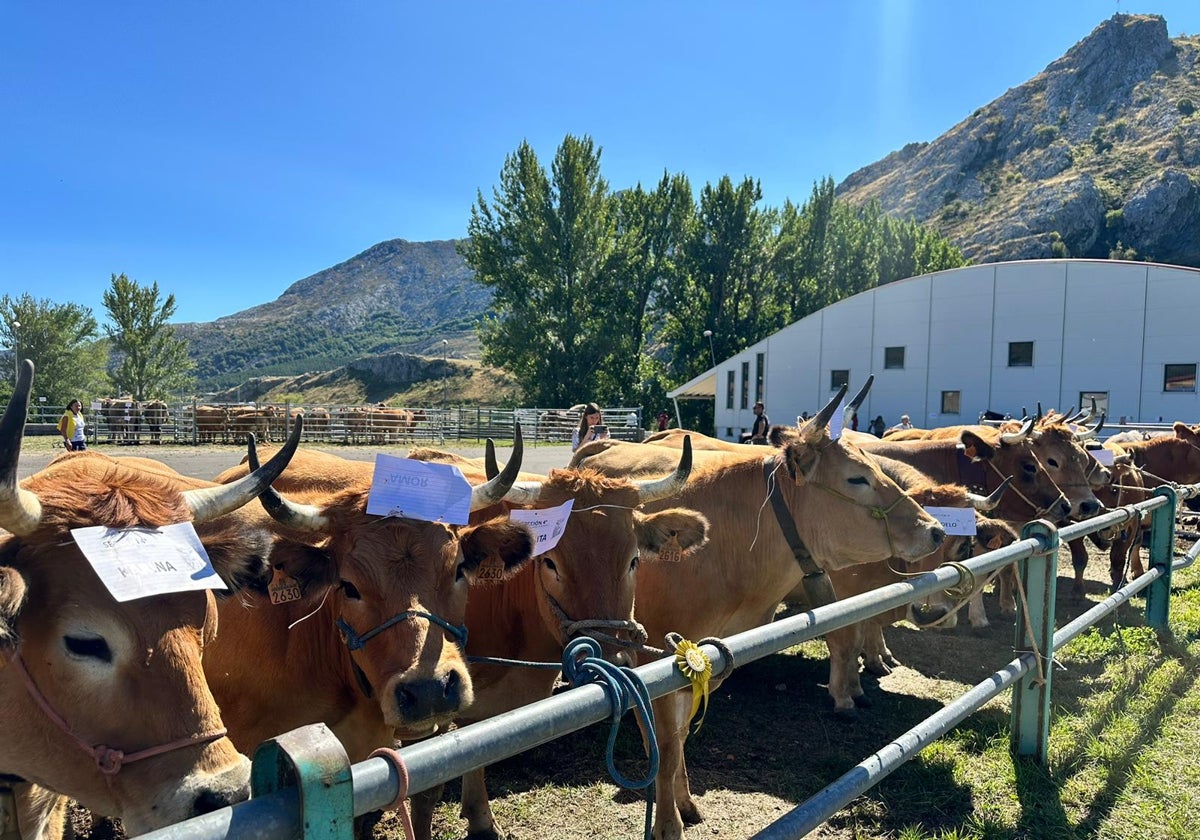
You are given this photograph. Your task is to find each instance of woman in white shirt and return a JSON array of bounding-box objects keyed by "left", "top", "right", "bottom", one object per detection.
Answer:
[
  {"left": 571, "top": 403, "right": 609, "bottom": 451},
  {"left": 58, "top": 399, "right": 87, "bottom": 451}
]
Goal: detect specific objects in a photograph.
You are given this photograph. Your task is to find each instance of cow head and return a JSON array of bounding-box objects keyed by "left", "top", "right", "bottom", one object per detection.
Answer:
[
  {"left": 1029, "top": 417, "right": 1106, "bottom": 520},
  {"left": 0, "top": 361, "right": 301, "bottom": 833},
  {"left": 769, "top": 385, "right": 945, "bottom": 568},
  {"left": 961, "top": 419, "right": 1073, "bottom": 522},
  {"left": 243, "top": 434, "right": 535, "bottom": 738}
]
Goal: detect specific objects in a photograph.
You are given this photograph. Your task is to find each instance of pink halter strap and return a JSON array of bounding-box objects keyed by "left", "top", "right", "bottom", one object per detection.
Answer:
[{"left": 7, "top": 650, "right": 227, "bottom": 776}]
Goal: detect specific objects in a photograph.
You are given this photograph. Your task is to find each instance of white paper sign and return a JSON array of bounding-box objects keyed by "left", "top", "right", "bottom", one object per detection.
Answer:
[
  {"left": 71, "top": 523, "right": 225, "bottom": 603},
  {"left": 366, "top": 454, "right": 471, "bottom": 524},
  {"left": 923, "top": 506, "right": 977, "bottom": 536},
  {"left": 1090, "top": 448, "right": 1115, "bottom": 466},
  {"left": 509, "top": 500, "right": 574, "bottom": 554},
  {"left": 829, "top": 396, "right": 847, "bottom": 441}
]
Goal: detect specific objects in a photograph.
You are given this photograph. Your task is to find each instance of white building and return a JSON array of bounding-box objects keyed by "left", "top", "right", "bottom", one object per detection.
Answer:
[{"left": 669, "top": 259, "right": 1200, "bottom": 440}]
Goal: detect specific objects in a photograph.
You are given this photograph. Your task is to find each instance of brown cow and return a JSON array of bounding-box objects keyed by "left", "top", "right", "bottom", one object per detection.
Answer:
[
  {"left": 190, "top": 405, "right": 229, "bottom": 444},
  {"left": 207, "top": 432, "right": 534, "bottom": 762},
  {"left": 0, "top": 361, "right": 302, "bottom": 835},
  {"left": 571, "top": 386, "right": 946, "bottom": 840},
  {"left": 141, "top": 399, "right": 169, "bottom": 444},
  {"left": 99, "top": 397, "right": 142, "bottom": 444},
  {"left": 407, "top": 441, "right": 708, "bottom": 839}
]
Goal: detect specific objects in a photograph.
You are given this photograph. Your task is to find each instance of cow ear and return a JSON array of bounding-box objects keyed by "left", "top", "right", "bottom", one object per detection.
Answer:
[
  {"left": 960, "top": 430, "right": 996, "bottom": 460},
  {"left": 1173, "top": 421, "right": 1199, "bottom": 442},
  {"left": 0, "top": 565, "right": 27, "bottom": 651},
  {"left": 262, "top": 541, "right": 338, "bottom": 595},
  {"left": 633, "top": 509, "right": 709, "bottom": 561},
  {"left": 196, "top": 524, "right": 276, "bottom": 595},
  {"left": 458, "top": 518, "right": 535, "bottom": 585},
  {"left": 783, "top": 442, "right": 821, "bottom": 481}
]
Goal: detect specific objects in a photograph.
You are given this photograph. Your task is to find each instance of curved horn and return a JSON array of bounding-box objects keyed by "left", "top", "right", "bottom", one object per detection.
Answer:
[
  {"left": 1035, "top": 402, "right": 1043, "bottom": 424},
  {"left": 184, "top": 414, "right": 305, "bottom": 523},
  {"left": 0, "top": 360, "right": 43, "bottom": 536},
  {"left": 802, "top": 384, "right": 849, "bottom": 442},
  {"left": 847, "top": 375, "right": 874, "bottom": 413},
  {"left": 634, "top": 435, "right": 693, "bottom": 503},
  {"left": 968, "top": 476, "right": 1011, "bottom": 511},
  {"left": 999, "top": 416, "right": 1035, "bottom": 445},
  {"left": 242, "top": 428, "right": 328, "bottom": 531},
  {"left": 1020, "top": 406, "right": 1027, "bottom": 420},
  {"left": 484, "top": 439, "right": 500, "bottom": 480},
  {"left": 1074, "top": 413, "right": 1105, "bottom": 441},
  {"left": 470, "top": 423, "right": 523, "bottom": 510}
]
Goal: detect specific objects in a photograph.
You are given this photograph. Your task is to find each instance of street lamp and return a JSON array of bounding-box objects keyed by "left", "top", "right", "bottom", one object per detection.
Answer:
[
  {"left": 11, "top": 320, "right": 19, "bottom": 385},
  {"left": 702, "top": 329, "right": 716, "bottom": 369}
]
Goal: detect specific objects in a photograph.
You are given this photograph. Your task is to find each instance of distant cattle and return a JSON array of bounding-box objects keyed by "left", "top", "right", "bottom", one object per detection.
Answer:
[
  {"left": 98, "top": 397, "right": 142, "bottom": 444},
  {"left": 142, "top": 399, "right": 169, "bottom": 443}
]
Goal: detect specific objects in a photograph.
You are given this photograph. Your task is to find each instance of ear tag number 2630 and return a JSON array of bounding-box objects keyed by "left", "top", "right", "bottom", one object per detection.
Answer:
[{"left": 269, "top": 572, "right": 302, "bottom": 605}]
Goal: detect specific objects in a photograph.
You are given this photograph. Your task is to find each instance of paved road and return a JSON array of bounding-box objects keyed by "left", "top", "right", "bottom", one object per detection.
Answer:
[{"left": 16, "top": 441, "right": 578, "bottom": 483}]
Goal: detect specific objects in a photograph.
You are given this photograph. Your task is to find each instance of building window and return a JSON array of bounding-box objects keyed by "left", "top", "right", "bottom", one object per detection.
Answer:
[
  {"left": 1164, "top": 363, "right": 1197, "bottom": 393},
  {"left": 1079, "top": 391, "right": 1108, "bottom": 419},
  {"left": 884, "top": 346, "right": 905, "bottom": 370},
  {"left": 725, "top": 427, "right": 733, "bottom": 438},
  {"left": 941, "top": 390, "right": 961, "bottom": 414},
  {"left": 740, "top": 361, "right": 750, "bottom": 408},
  {"left": 830, "top": 369, "right": 849, "bottom": 391},
  {"left": 755, "top": 353, "right": 765, "bottom": 404},
  {"left": 726, "top": 371, "right": 735, "bottom": 409},
  {"left": 1008, "top": 341, "right": 1034, "bottom": 367}
]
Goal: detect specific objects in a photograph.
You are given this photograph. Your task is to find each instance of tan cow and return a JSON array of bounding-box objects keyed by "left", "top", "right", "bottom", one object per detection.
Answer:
[
  {"left": 571, "top": 387, "right": 946, "bottom": 840},
  {"left": 0, "top": 361, "right": 302, "bottom": 836},
  {"left": 406, "top": 442, "right": 709, "bottom": 839},
  {"left": 190, "top": 405, "right": 229, "bottom": 444},
  {"left": 207, "top": 432, "right": 534, "bottom": 763}
]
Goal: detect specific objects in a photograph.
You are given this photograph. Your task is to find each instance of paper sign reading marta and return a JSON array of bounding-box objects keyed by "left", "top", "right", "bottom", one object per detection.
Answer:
[
  {"left": 509, "top": 500, "right": 574, "bottom": 554},
  {"left": 366, "top": 454, "right": 472, "bottom": 524},
  {"left": 71, "top": 523, "right": 226, "bottom": 603},
  {"left": 923, "top": 506, "right": 977, "bottom": 536},
  {"left": 1090, "top": 448, "right": 1115, "bottom": 466}
]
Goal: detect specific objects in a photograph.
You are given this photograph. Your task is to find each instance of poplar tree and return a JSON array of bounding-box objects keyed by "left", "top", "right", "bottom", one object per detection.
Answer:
[{"left": 102, "top": 273, "right": 195, "bottom": 400}]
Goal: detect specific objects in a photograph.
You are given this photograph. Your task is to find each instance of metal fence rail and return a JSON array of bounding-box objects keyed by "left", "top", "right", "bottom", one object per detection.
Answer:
[{"left": 131, "top": 485, "right": 1198, "bottom": 840}]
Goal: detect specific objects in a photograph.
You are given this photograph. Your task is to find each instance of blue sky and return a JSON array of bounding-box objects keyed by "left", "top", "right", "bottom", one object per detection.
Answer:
[{"left": 5, "top": 2, "right": 1200, "bottom": 325}]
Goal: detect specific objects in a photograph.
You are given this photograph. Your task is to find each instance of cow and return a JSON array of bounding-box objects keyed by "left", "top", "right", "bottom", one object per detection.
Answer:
[
  {"left": 0, "top": 360, "right": 303, "bottom": 836},
  {"left": 98, "top": 397, "right": 142, "bottom": 444},
  {"left": 227, "top": 405, "right": 279, "bottom": 444},
  {"left": 303, "top": 406, "right": 331, "bottom": 438},
  {"left": 570, "top": 385, "right": 946, "bottom": 840},
  {"left": 405, "top": 440, "right": 708, "bottom": 839},
  {"left": 141, "top": 399, "right": 169, "bottom": 444},
  {"left": 190, "top": 405, "right": 229, "bottom": 444},
  {"left": 206, "top": 430, "right": 534, "bottom": 764}
]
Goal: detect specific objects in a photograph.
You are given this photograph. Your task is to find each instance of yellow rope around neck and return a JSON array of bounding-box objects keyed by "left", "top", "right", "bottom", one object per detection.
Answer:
[{"left": 672, "top": 637, "right": 713, "bottom": 733}]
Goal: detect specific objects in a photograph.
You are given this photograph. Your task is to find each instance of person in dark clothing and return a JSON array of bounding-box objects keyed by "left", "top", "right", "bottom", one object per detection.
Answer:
[
  {"left": 869, "top": 415, "right": 886, "bottom": 437},
  {"left": 741, "top": 401, "right": 769, "bottom": 444}
]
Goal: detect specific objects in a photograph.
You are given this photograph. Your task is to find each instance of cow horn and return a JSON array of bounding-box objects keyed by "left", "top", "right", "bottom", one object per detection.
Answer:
[
  {"left": 634, "top": 435, "right": 693, "bottom": 503},
  {"left": 999, "top": 416, "right": 1035, "bottom": 445},
  {"left": 967, "top": 476, "right": 1011, "bottom": 511},
  {"left": 1074, "top": 413, "right": 1105, "bottom": 441},
  {"left": 484, "top": 439, "right": 500, "bottom": 480},
  {"left": 847, "top": 375, "right": 874, "bottom": 414},
  {"left": 0, "top": 360, "right": 44, "bottom": 536},
  {"left": 470, "top": 423, "right": 523, "bottom": 510},
  {"left": 242, "top": 426, "right": 328, "bottom": 531},
  {"left": 184, "top": 414, "right": 305, "bottom": 523},
  {"left": 802, "top": 384, "right": 849, "bottom": 442},
  {"left": 1035, "top": 402, "right": 1043, "bottom": 424}
]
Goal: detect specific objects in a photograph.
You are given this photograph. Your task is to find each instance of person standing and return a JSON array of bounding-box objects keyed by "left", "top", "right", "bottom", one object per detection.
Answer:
[
  {"left": 58, "top": 399, "right": 87, "bottom": 451},
  {"left": 869, "top": 415, "right": 887, "bottom": 437},
  {"left": 572, "top": 403, "right": 610, "bottom": 451},
  {"left": 744, "top": 401, "right": 770, "bottom": 444},
  {"left": 656, "top": 410, "right": 670, "bottom": 432},
  {"left": 890, "top": 414, "right": 914, "bottom": 432}
]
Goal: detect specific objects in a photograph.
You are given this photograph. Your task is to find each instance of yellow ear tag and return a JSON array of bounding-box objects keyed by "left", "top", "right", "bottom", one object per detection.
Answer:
[
  {"left": 658, "top": 533, "right": 683, "bottom": 563},
  {"left": 268, "top": 570, "right": 302, "bottom": 605},
  {"left": 475, "top": 557, "right": 506, "bottom": 583},
  {"left": 963, "top": 444, "right": 978, "bottom": 459},
  {"left": 673, "top": 638, "right": 713, "bottom": 733}
]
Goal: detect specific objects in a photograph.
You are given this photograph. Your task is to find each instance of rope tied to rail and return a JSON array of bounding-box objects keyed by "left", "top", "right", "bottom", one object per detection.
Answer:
[{"left": 369, "top": 747, "right": 416, "bottom": 840}]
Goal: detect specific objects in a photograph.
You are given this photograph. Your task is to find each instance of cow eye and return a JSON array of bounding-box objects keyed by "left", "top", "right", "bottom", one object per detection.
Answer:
[
  {"left": 541, "top": 557, "right": 558, "bottom": 574},
  {"left": 63, "top": 635, "right": 112, "bottom": 663},
  {"left": 340, "top": 580, "right": 362, "bottom": 600},
  {"left": 1047, "top": 458, "right": 1059, "bottom": 468},
  {"left": 1022, "top": 461, "right": 1037, "bottom": 475},
  {"left": 630, "top": 554, "right": 640, "bottom": 572},
  {"left": 847, "top": 476, "right": 869, "bottom": 486}
]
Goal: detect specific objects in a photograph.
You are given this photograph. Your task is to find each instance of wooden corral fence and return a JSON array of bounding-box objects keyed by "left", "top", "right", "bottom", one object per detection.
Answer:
[{"left": 130, "top": 483, "right": 1200, "bottom": 840}]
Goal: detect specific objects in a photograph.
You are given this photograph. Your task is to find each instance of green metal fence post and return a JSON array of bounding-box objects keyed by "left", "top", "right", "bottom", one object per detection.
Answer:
[
  {"left": 1145, "top": 485, "right": 1178, "bottom": 636},
  {"left": 250, "top": 723, "right": 353, "bottom": 840},
  {"left": 1011, "top": 519, "right": 1059, "bottom": 762}
]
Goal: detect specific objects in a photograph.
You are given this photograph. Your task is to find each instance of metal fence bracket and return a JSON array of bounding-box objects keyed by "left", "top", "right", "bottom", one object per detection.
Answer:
[{"left": 251, "top": 723, "right": 353, "bottom": 840}]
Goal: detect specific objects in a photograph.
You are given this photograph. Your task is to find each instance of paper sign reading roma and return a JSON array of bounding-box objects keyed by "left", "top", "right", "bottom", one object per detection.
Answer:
[{"left": 366, "top": 453, "right": 472, "bottom": 524}]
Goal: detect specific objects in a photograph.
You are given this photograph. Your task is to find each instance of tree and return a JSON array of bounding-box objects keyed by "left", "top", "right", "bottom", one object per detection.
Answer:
[
  {"left": 464, "top": 135, "right": 632, "bottom": 406},
  {"left": 102, "top": 273, "right": 195, "bottom": 400},
  {"left": 0, "top": 294, "right": 110, "bottom": 405}
]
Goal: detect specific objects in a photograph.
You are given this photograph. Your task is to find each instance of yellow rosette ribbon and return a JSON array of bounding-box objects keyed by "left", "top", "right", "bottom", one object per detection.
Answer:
[{"left": 673, "top": 638, "right": 713, "bottom": 733}]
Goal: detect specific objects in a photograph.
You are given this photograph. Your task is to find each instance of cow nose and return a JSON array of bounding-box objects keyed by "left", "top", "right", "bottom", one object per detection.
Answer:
[
  {"left": 929, "top": 524, "right": 945, "bottom": 546},
  {"left": 193, "top": 787, "right": 239, "bottom": 816},
  {"left": 1057, "top": 499, "right": 1072, "bottom": 518},
  {"left": 394, "top": 671, "right": 463, "bottom": 721},
  {"left": 1079, "top": 499, "right": 1103, "bottom": 517}
]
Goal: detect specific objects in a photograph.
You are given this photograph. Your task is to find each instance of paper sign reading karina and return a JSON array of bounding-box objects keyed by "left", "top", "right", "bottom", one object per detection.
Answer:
[
  {"left": 509, "top": 500, "right": 574, "bottom": 554},
  {"left": 1090, "top": 448, "right": 1115, "bottom": 466},
  {"left": 829, "top": 396, "right": 847, "bottom": 441},
  {"left": 923, "top": 506, "right": 977, "bottom": 536},
  {"left": 366, "top": 454, "right": 472, "bottom": 524},
  {"left": 71, "top": 523, "right": 225, "bottom": 603}
]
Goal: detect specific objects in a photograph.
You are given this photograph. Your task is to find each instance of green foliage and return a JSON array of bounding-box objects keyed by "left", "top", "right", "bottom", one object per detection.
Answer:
[
  {"left": 1109, "top": 240, "right": 1139, "bottom": 260},
  {"left": 1105, "top": 208, "right": 1125, "bottom": 228},
  {"left": 0, "top": 293, "right": 110, "bottom": 405},
  {"left": 1091, "top": 126, "right": 1113, "bottom": 154},
  {"left": 103, "top": 274, "right": 195, "bottom": 400},
  {"left": 1034, "top": 124, "right": 1059, "bottom": 147},
  {"left": 1178, "top": 97, "right": 1196, "bottom": 116}
]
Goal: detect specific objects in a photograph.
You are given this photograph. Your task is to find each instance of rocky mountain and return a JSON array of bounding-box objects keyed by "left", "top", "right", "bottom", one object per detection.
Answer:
[
  {"left": 836, "top": 14, "right": 1200, "bottom": 265},
  {"left": 177, "top": 239, "right": 488, "bottom": 390}
]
